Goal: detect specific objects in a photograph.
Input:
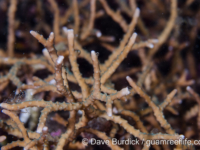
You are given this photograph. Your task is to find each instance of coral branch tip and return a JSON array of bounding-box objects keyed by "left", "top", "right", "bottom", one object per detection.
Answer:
[{"left": 186, "top": 86, "right": 191, "bottom": 91}]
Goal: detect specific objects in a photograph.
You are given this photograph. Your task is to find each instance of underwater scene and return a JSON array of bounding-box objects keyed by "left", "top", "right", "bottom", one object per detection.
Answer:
[{"left": 0, "top": 0, "right": 200, "bottom": 150}]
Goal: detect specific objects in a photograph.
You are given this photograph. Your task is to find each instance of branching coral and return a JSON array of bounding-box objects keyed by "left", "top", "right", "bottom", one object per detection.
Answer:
[{"left": 0, "top": 0, "right": 200, "bottom": 150}]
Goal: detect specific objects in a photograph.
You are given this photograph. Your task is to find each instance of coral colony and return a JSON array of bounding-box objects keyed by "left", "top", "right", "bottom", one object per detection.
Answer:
[{"left": 0, "top": 0, "right": 200, "bottom": 150}]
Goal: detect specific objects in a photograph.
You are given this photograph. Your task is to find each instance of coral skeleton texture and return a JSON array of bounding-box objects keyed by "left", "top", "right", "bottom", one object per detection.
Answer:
[{"left": 0, "top": 0, "right": 200, "bottom": 150}]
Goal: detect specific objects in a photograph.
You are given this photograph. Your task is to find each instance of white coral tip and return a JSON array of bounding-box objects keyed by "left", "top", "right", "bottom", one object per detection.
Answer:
[
  {"left": 147, "top": 43, "right": 154, "bottom": 48},
  {"left": 50, "top": 32, "right": 54, "bottom": 35},
  {"left": 133, "top": 32, "right": 137, "bottom": 37},
  {"left": 43, "top": 126, "right": 48, "bottom": 132},
  {"left": 107, "top": 109, "right": 112, "bottom": 117},
  {"left": 186, "top": 86, "right": 191, "bottom": 91},
  {"left": 126, "top": 76, "right": 131, "bottom": 80},
  {"left": 30, "top": 30, "right": 37, "bottom": 36},
  {"left": 151, "top": 39, "right": 159, "bottom": 43},
  {"left": 134, "top": 8, "right": 140, "bottom": 18},
  {"left": 67, "top": 29, "right": 74, "bottom": 32},
  {"left": 180, "top": 134, "right": 185, "bottom": 139},
  {"left": 49, "top": 79, "right": 56, "bottom": 85},
  {"left": 42, "top": 48, "right": 48, "bottom": 54},
  {"left": 91, "top": 50, "right": 96, "bottom": 61},
  {"left": 122, "top": 87, "right": 130, "bottom": 95},
  {"left": 62, "top": 27, "right": 68, "bottom": 32},
  {"left": 57, "top": 55, "right": 64, "bottom": 64},
  {"left": 96, "top": 31, "right": 102, "bottom": 37}
]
